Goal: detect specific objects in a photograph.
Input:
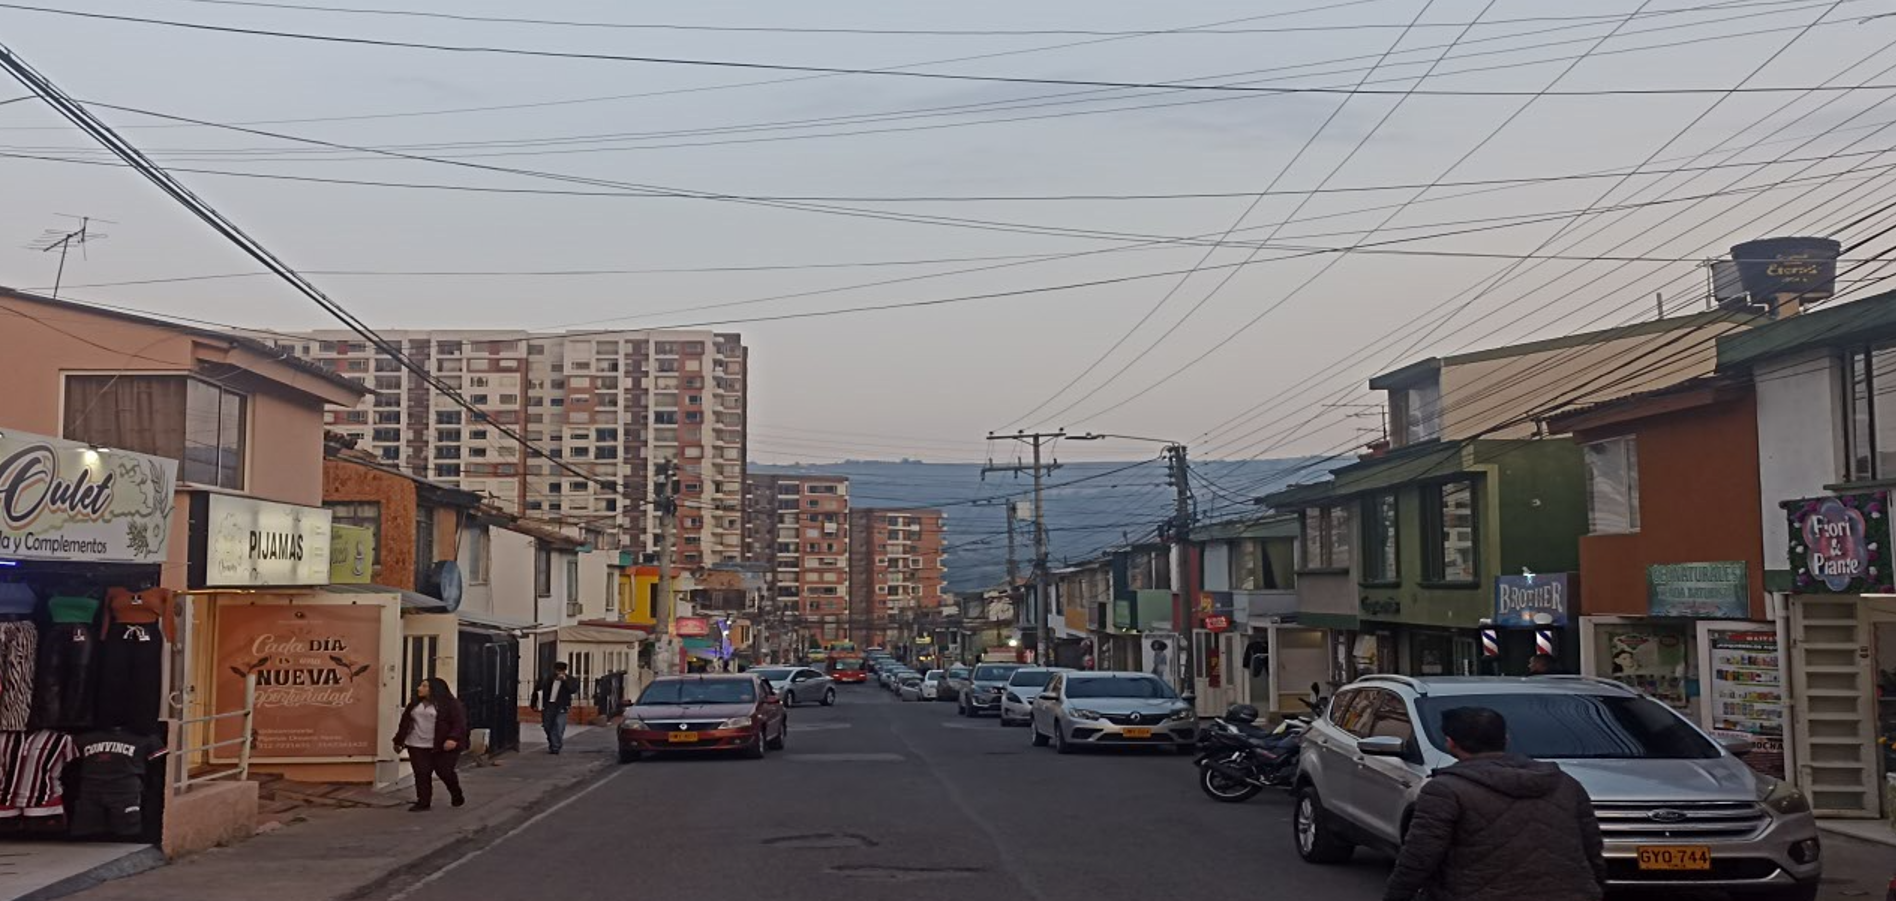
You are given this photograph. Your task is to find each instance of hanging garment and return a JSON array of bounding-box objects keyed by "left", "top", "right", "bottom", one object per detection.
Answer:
[
  {"left": 96, "top": 622, "right": 166, "bottom": 733},
  {"left": 0, "top": 583, "right": 36, "bottom": 617},
  {"left": 0, "top": 729, "right": 77, "bottom": 818},
  {"left": 0, "top": 621, "right": 37, "bottom": 731},
  {"left": 31, "top": 621, "right": 100, "bottom": 731},
  {"left": 70, "top": 728, "right": 166, "bottom": 838},
  {"left": 105, "top": 587, "right": 176, "bottom": 642}
]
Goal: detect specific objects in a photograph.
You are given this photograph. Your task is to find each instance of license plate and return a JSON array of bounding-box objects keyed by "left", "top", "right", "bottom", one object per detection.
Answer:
[
  {"left": 1122, "top": 727, "right": 1153, "bottom": 739},
  {"left": 1637, "top": 846, "right": 1711, "bottom": 871},
  {"left": 667, "top": 731, "right": 699, "bottom": 743}
]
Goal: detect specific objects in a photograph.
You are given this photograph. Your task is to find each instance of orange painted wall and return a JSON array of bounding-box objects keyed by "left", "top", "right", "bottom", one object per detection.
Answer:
[
  {"left": 1575, "top": 392, "right": 1766, "bottom": 619},
  {"left": 323, "top": 459, "right": 422, "bottom": 591}
]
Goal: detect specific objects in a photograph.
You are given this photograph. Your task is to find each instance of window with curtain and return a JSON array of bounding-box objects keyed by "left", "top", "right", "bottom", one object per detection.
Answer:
[
  {"left": 64, "top": 374, "right": 247, "bottom": 489},
  {"left": 1844, "top": 344, "right": 1896, "bottom": 480},
  {"left": 1303, "top": 505, "right": 1355, "bottom": 569},
  {"left": 1364, "top": 493, "right": 1399, "bottom": 582},
  {"left": 1424, "top": 480, "right": 1478, "bottom": 582},
  {"left": 1231, "top": 540, "right": 1265, "bottom": 590},
  {"left": 1583, "top": 437, "right": 1640, "bottom": 534}
]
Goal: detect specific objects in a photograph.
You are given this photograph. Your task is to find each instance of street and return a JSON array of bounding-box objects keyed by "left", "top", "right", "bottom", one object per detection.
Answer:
[{"left": 369, "top": 688, "right": 1893, "bottom": 901}]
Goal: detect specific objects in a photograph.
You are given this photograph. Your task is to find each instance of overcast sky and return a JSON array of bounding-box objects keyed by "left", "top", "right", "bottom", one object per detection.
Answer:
[{"left": 4, "top": 0, "right": 1895, "bottom": 466}]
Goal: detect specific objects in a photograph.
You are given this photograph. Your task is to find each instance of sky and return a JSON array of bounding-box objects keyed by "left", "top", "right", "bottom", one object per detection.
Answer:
[{"left": 4, "top": 0, "right": 1896, "bottom": 467}]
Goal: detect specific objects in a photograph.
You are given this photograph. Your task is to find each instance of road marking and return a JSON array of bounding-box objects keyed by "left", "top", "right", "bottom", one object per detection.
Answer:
[
  {"left": 789, "top": 722, "right": 852, "bottom": 731},
  {"left": 385, "top": 766, "right": 627, "bottom": 901},
  {"left": 785, "top": 752, "right": 905, "bottom": 762},
  {"left": 939, "top": 721, "right": 1008, "bottom": 730}
]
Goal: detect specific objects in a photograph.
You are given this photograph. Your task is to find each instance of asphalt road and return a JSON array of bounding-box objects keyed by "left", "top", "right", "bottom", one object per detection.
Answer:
[{"left": 372, "top": 686, "right": 1892, "bottom": 901}]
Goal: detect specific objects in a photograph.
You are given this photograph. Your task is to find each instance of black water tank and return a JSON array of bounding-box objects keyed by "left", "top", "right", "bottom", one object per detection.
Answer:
[{"left": 1731, "top": 236, "right": 1840, "bottom": 301}]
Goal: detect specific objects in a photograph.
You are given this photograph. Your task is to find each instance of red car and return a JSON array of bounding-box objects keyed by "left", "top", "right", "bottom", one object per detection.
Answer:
[
  {"left": 828, "top": 655, "right": 868, "bottom": 684},
  {"left": 618, "top": 674, "right": 786, "bottom": 763}
]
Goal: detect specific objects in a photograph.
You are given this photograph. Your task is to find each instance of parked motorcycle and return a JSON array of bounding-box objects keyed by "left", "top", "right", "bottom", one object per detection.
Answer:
[{"left": 1194, "top": 703, "right": 1309, "bottom": 803}]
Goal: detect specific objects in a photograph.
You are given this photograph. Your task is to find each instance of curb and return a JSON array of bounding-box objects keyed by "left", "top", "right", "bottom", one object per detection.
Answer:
[
  {"left": 339, "top": 752, "right": 615, "bottom": 901},
  {"left": 16, "top": 847, "right": 168, "bottom": 901}
]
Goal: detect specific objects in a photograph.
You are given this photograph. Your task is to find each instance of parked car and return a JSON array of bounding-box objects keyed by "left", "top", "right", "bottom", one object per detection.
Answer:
[
  {"left": 1291, "top": 675, "right": 1822, "bottom": 901},
  {"left": 920, "top": 670, "right": 945, "bottom": 700},
  {"left": 1028, "top": 671, "right": 1196, "bottom": 753},
  {"left": 890, "top": 668, "right": 919, "bottom": 693},
  {"left": 898, "top": 674, "right": 925, "bottom": 701},
  {"left": 617, "top": 674, "right": 787, "bottom": 763},
  {"left": 752, "top": 666, "right": 836, "bottom": 708},
  {"left": 998, "top": 667, "right": 1065, "bottom": 726},
  {"left": 939, "top": 664, "right": 972, "bottom": 703},
  {"left": 959, "top": 662, "right": 1027, "bottom": 717}
]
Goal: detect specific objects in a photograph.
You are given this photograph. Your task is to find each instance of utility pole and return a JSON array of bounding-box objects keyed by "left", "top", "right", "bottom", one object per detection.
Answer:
[
  {"left": 1164, "top": 443, "right": 1196, "bottom": 710},
  {"left": 983, "top": 431, "right": 1063, "bottom": 666},
  {"left": 655, "top": 459, "right": 679, "bottom": 673},
  {"left": 970, "top": 497, "right": 1021, "bottom": 585}
]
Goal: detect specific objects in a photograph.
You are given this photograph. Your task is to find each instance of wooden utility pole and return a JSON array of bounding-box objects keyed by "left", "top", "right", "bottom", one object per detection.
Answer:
[
  {"left": 983, "top": 431, "right": 1063, "bottom": 666},
  {"left": 655, "top": 459, "right": 679, "bottom": 671},
  {"left": 1163, "top": 443, "right": 1196, "bottom": 709}
]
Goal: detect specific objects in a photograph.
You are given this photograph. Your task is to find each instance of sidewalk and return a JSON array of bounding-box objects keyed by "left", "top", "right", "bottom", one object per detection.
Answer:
[{"left": 41, "top": 729, "right": 615, "bottom": 901}]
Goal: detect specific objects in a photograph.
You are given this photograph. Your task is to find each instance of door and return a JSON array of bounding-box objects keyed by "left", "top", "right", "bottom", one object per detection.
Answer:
[
  {"left": 1309, "top": 688, "right": 1376, "bottom": 822},
  {"left": 1790, "top": 597, "right": 1881, "bottom": 816},
  {"left": 1355, "top": 690, "right": 1426, "bottom": 846}
]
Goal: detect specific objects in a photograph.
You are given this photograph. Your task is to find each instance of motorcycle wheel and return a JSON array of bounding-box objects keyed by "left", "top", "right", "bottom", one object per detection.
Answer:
[{"left": 1198, "top": 758, "right": 1263, "bottom": 803}]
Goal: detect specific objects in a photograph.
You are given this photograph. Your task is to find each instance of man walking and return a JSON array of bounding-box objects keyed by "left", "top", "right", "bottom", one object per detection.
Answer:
[
  {"left": 1384, "top": 707, "right": 1606, "bottom": 901},
  {"left": 531, "top": 662, "right": 579, "bottom": 755}
]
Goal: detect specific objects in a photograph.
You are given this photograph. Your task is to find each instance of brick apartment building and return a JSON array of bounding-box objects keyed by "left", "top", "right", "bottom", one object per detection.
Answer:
[
  {"left": 848, "top": 508, "right": 948, "bottom": 647},
  {"left": 264, "top": 329, "right": 747, "bottom": 561},
  {"left": 745, "top": 474, "right": 852, "bottom": 646}
]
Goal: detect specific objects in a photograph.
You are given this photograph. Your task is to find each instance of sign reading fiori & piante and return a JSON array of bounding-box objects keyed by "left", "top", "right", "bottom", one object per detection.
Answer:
[{"left": 1785, "top": 492, "right": 1890, "bottom": 594}]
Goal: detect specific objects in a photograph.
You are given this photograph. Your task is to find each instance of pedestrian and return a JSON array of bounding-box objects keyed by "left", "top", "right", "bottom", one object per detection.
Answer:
[
  {"left": 1383, "top": 706, "right": 1605, "bottom": 901},
  {"left": 1526, "top": 653, "right": 1556, "bottom": 676},
  {"left": 531, "top": 661, "right": 580, "bottom": 754},
  {"left": 393, "top": 677, "right": 467, "bottom": 813}
]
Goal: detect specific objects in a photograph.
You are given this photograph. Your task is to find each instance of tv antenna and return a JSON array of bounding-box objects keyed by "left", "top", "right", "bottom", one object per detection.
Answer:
[{"left": 25, "top": 214, "right": 113, "bottom": 299}]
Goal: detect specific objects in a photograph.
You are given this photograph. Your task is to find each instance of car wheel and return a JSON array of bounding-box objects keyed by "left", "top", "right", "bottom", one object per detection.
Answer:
[
  {"left": 617, "top": 748, "right": 641, "bottom": 764},
  {"left": 1054, "top": 721, "right": 1075, "bottom": 755},
  {"left": 783, "top": 690, "right": 796, "bottom": 708},
  {"left": 744, "top": 728, "right": 767, "bottom": 760},
  {"left": 821, "top": 688, "right": 836, "bottom": 707},
  {"left": 1030, "top": 720, "right": 1050, "bottom": 747},
  {"left": 1293, "top": 785, "right": 1354, "bottom": 864},
  {"left": 766, "top": 722, "right": 786, "bottom": 751}
]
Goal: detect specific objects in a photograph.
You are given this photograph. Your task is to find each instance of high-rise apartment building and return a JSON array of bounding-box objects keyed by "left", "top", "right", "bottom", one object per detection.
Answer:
[
  {"left": 744, "top": 474, "right": 851, "bottom": 646},
  {"left": 267, "top": 329, "right": 748, "bottom": 561},
  {"left": 848, "top": 508, "right": 947, "bottom": 647}
]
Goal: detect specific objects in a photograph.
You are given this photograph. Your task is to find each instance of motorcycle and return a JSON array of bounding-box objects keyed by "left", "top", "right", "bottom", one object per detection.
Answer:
[{"left": 1195, "top": 703, "right": 1309, "bottom": 803}]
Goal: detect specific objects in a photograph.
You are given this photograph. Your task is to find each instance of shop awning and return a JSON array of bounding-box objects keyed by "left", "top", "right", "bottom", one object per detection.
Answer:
[
  {"left": 321, "top": 583, "right": 450, "bottom": 612},
  {"left": 456, "top": 610, "right": 532, "bottom": 632},
  {"left": 555, "top": 624, "right": 649, "bottom": 644}
]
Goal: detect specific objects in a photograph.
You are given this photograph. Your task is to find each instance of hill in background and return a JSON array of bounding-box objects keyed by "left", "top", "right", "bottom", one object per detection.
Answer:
[{"left": 751, "top": 457, "right": 1334, "bottom": 592}]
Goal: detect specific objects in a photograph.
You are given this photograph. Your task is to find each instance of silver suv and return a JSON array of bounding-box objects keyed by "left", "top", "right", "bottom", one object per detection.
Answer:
[{"left": 1293, "top": 675, "right": 1821, "bottom": 901}]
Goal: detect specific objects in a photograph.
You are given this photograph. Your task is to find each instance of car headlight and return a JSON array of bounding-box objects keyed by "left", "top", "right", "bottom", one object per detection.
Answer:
[
  {"left": 718, "top": 717, "right": 753, "bottom": 730},
  {"left": 1069, "top": 708, "right": 1104, "bottom": 721},
  {"left": 621, "top": 718, "right": 651, "bottom": 731},
  {"left": 1167, "top": 707, "right": 1195, "bottom": 722},
  {"left": 1006, "top": 692, "right": 1023, "bottom": 704},
  {"left": 1756, "top": 776, "right": 1811, "bottom": 815}
]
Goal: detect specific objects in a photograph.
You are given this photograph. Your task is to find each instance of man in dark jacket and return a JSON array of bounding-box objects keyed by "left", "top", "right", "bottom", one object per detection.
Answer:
[
  {"left": 1384, "top": 706, "right": 1606, "bottom": 901},
  {"left": 531, "top": 662, "right": 580, "bottom": 755}
]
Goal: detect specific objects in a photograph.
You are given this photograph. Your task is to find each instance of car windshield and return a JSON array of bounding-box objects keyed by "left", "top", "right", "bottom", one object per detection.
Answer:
[
  {"left": 636, "top": 679, "right": 756, "bottom": 705},
  {"left": 752, "top": 668, "right": 795, "bottom": 681},
  {"left": 924, "top": 672, "right": 942, "bottom": 682},
  {"left": 1007, "top": 670, "right": 1056, "bottom": 688},
  {"left": 1416, "top": 694, "right": 1719, "bottom": 760},
  {"left": 832, "top": 659, "right": 863, "bottom": 672},
  {"left": 948, "top": 667, "right": 970, "bottom": 678},
  {"left": 1066, "top": 676, "right": 1176, "bottom": 699},
  {"left": 973, "top": 664, "right": 1024, "bottom": 682}
]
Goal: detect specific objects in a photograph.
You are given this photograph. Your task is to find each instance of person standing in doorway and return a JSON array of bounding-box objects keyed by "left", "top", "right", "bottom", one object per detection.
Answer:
[
  {"left": 393, "top": 677, "right": 467, "bottom": 812},
  {"left": 532, "top": 661, "right": 579, "bottom": 755},
  {"left": 1526, "top": 653, "right": 1557, "bottom": 676},
  {"left": 1383, "top": 707, "right": 1605, "bottom": 901}
]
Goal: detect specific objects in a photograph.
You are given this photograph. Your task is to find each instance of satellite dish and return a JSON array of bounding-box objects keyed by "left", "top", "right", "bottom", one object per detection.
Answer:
[{"left": 429, "top": 560, "right": 464, "bottom": 612}]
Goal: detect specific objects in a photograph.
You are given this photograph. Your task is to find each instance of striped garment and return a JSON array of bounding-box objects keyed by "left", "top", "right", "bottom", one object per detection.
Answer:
[
  {"left": 0, "top": 729, "right": 77, "bottom": 817},
  {"left": 0, "top": 622, "right": 37, "bottom": 731}
]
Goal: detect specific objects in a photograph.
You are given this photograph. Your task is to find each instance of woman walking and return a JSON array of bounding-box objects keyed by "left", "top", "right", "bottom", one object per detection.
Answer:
[{"left": 394, "top": 677, "right": 468, "bottom": 812}]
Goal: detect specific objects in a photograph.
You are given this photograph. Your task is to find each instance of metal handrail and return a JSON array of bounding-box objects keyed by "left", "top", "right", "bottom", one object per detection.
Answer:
[{"left": 171, "top": 673, "right": 257, "bottom": 793}]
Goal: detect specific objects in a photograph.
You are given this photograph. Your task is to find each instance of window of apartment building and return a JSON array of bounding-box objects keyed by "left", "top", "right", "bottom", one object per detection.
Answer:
[
  {"left": 371, "top": 427, "right": 400, "bottom": 443},
  {"left": 570, "top": 446, "right": 589, "bottom": 458},
  {"left": 373, "top": 376, "right": 401, "bottom": 392},
  {"left": 436, "top": 428, "right": 461, "bottom": 443},
  {"left": 470, "top": 394, "right": 489, "bottom": 405},
  {"left": 377, "top": 447, "right": 399, "bottom": 462},
  {"left": 684, "top": 341, "right": 705, "bottom": 354},
  {"left": 1583, "top": 437, "right": 1640, "bottom": 534},
  {"left": 1301, "top": 504, "right": 1354, "bottom": 571},
  {"left": 340, "top": 410, "right": 368, "bottom": 424},
  {"left": 1363, "top": 492, "right": 1399, "bottom": 583},
  {"left": 468, "top": 447, "right": 488, "bottom": 459},
  {"left": 437, "top": 410, "right": 462, "bottom": 425},
  {"left": 374, "top": 357, "right": 401, "bottom": 373},
  {"left": 375, "top": 411, "right": 402, "bottom": 425},
  {"left": 434, "top": 446, "right": 461, "bottom": 460},
  {"left": 1423, "top": 480, "right": 1477, "bottom": 583},
  {"left": 653, "top": 411, "right": 677, "bottom": 425},
  {"left": 64, "top": 375, "right": 247, "bottom": 490},
  {"left": 1389, "top": 381, "right": 1443, "bottom": 446},
  {"left": 373, "top": 393, "right": 400, "bottom": 410},
  {"left": 318, "top": 341, "right": 337, "bottom": 353},
  {"left": 435, "top": 464, "right": 460, "bottom": 477},
  {"left": 436, "top": 341, "right": 461, "bottom": 355}
]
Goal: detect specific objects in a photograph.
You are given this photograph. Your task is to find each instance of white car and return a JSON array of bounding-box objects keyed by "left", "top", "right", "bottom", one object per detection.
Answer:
[
  {"left": 920, "top": 670, "right": 945, "bottom": 701},
  {"left": 999, "top": 667, "right": 1066, "bottom": 726},
  {"left": 750, "top": 665, "right": 836, "bottom": 707}
]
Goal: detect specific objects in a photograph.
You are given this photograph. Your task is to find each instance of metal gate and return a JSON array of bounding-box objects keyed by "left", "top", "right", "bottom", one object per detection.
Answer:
[{"left": 458, "top": 630, "right": 520, "bottom": 754}]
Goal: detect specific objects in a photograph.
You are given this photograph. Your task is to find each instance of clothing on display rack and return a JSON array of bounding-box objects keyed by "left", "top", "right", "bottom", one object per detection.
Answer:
[
  {"left": 0, "top": 729, "right": 77, "bottom": 819},
  {"left": 70, "top": 728, "right": 166, "bottom": 838},
  {"left": 105, "top": 588, "right": 175, "bottom": 641},
  {"left": 0, "top": 621, "right": 36, "bottom": 732},
  {"left": 29, "top": 596, "right": 102, "bottom": 731},
  {"left": 0, "top": 583, "right": 36, "bottom": 617},
  {"left": 96, "top": 588, "right": 174, "bottom": 733}
]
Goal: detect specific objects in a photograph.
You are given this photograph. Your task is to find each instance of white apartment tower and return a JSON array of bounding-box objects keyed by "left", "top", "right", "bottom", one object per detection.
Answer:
[{"left": 269, "top": 329, "right": 748, "bottom": 562}]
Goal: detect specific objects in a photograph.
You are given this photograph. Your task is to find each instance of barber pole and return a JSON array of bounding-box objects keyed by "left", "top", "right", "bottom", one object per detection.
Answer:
[
  {"left": 1480, "top": 628, "right": 1499, "bottom": 658},
  {"left": 1535, "top": 629, "right": 1556, "bottom": 657}
]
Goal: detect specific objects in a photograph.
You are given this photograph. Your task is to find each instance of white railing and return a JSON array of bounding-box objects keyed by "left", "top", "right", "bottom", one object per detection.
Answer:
[{"left": 170, "top": 673, "right": 257, "bottom": 793}]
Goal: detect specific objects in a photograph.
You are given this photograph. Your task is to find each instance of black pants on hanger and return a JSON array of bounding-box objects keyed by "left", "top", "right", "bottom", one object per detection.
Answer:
[
  {"left": 96, "top": 623, "right": 164, "bottom": 734},
  {"left": 30, "top": 622, "right": 97, "bottom": 731}
]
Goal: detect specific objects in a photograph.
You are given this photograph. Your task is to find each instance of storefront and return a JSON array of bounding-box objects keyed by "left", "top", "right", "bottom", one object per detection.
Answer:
[
  {"left": 0, "top": 430, "right": 179, "bottom": 845},
  {"left": 1779, "top": 491, "right": 1896, "bottom": 819},
  {"left": 1491, "top": 571, "right": 1575, "bottom": 675}
]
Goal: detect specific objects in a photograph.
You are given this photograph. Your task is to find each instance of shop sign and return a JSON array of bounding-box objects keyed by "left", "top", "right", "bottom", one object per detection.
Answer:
[
  {"left": 674, "top": 616, "right": 710, "bottom": 637},
  {"left": 329, "top": 524, "right": 375, "bottom": 585},
  {"left": 1705, "top": 628, "right": 1785, "bottom": 779},
  {"left": 1785, "top": 492, "right": 1890, "bottom": 593},
  {"left": 1360, "top": 597, "right": 1402, "bottom": 618},
  {"left": 192, "top": 494, "right": 333, "bottom": 588},
  {"left": 1647, "top": 562, "right": 1749, "bottom": 618},
  {"left": 0, "top": 429, "right": 177, "bottom": 564},
  {"left": 215, "top": 603, "right": 383, "bottom": 760},
  {"left": 1203, "top": 615, "right": 1232, "bottom": 632},
  {"left": 1493, "top": 572, "right": 1571, "bottom": 627}
]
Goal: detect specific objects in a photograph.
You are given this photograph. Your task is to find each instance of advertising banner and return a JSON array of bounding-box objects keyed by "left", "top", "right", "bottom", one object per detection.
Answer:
[
  {"left": 1493, "top": 572, "right": 1571, "bottom": 627},
  {"left": 215, "top": 603, "right": 383, "bottom": 760},
  {"left": 195, "top": 494, "right": 333, "bottom": 587},
  {"left": 1705, "top": 627, "right": 1786, "bottom": 779},
  {"left": 0, "top": 429, "right": 175, "bottom": 564},
  {"left": 1648, "top": 562, "right": 1749, "bottom": 618},
  {"left": 329, "top": 524, "right": 375, "bottom": 585},
  {"left": 1784, "top": 492, "right": 1891, "bottom": 594}
]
